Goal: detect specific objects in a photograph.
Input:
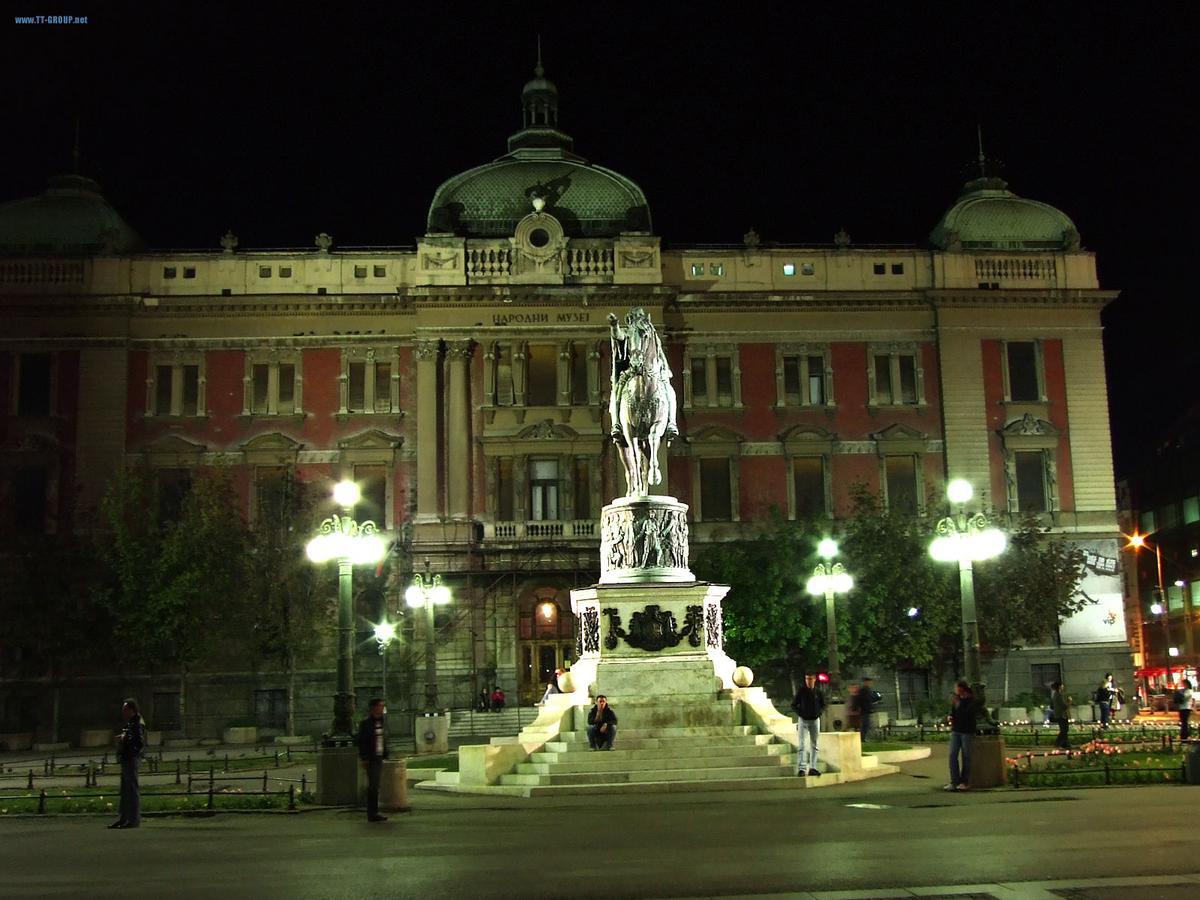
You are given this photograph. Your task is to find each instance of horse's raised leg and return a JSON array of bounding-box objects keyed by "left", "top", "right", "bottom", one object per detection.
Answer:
[{"left": 621, "top": 423, "right": 643, "bottom": 496}]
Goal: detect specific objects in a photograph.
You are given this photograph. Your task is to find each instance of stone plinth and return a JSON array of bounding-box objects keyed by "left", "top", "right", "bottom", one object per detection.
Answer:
[
  {"left": 316, "top": 745, "right": 359, "bottom": 805},
  {"left": 967, "top": 734, "right": 1007, "bottom": 789},
  {"left": 380, "top": 759, "right": 409, "bottom": 811},
  {"left": 414, "top": 713, "right": 450, "bottom": 755},
  {"left": 600, "top": 496, "right": 693, "bottom": 584}
]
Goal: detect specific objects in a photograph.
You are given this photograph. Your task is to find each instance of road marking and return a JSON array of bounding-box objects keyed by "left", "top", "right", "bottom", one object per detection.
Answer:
[{"left": 843, "top": 802, "right": 891, "bottom": 809}]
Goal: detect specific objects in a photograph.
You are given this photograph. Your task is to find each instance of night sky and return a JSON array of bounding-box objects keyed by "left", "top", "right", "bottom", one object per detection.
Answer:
[{"left": 7, "top": 4, "right": 1197, "bottom": 475}]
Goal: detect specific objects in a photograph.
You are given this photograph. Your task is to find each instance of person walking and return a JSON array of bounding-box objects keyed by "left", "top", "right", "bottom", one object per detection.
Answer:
[
  {"left": 945, "top": 681, "right": 977, "bottom": 792},
  {"left": 1051, "top": 681, "right": 1072, "bottom": 749},
  {"left": 109, "top": 698, "right": 145, "bottom": 829},
  {"left": 791, "top": 673, "right": 826, "bottom": 777},
  {"left": 587, "top": 695, "right": 618, "bottom": 750},
  {"left": 356, "top": 698, "right": 388, "bottom": 823},
  {"left": 1094, "top": 675, "right": 1115, "bottom": 728},
  {"left": 855, "top": 677, "right": 879, "bottom": 743},
  {"left": 1177, "top": 679, "right": 1195, "bottom": 741}
]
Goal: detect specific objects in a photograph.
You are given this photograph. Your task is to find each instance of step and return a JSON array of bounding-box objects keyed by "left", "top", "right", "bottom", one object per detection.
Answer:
[
  {"left": 542, "top": 734, "right": 772, "bottom": 753},
  {"left": 523, "top": 774, "right": 836, "bottom": 796},
  {"left": 558, "top": 725, "right": 755, "bottom": 740},
  {"left": 499, "top": 763, "right": 792, "bottom": 787},
  {"left": 531, "top": 742, "right": 787, "bottom": 764},
  {"left": 517, "top": 752, "right": 791, "bottom": 776}
]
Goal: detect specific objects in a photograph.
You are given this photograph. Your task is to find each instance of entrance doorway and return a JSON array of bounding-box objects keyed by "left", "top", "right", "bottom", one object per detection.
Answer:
[{"left": 517, "top": 589, "right": 576, "bottom": 704}]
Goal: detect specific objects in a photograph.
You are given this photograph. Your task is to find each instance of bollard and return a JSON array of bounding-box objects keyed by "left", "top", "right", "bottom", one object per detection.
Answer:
[
  {"left": 1104, "top": 760, "right": 1111, "bottom": 785},
  {"left": 186, "top": 755, "right": 192, "bottom": 774},
  {"left": 27, "top": 769, "right": 33, "bottom": 790},
  {"left": 50, "top": 754, "right": 55, "bottom": 774},
  {"left": 289, "top": 784, "right": 296, "bottom": 811},
  {"left": 262, "top": 771, "right": 268, "bottom": 794},
  {"left": 274, "top": 751, "right": 279, "bottom": 768},
  {"left": 301, "top": 773, "right": 307, "bottom": 795},
  {"left": 1034, "top": 729, "right": 1040, "bottom": 747},
  {"left": 209, "top": 767, "right": 214, "bottom": 792},
  {"left": 207, "top": 785, "right": 214, "bottom": 810},
  {"left": 102, "top": 751, "right": 108, "bottom": 767},
  {"left": 38, "top": 789, "right": 46, "bottom": 814},
  {"left": 224, "top": 754, "right": 229, "bottom": 773},
  {"left": 286, "top": 746, "right": 292, "bottom": 762},
  {"left": 175, "top": 759, "right": 182, "bottom": 785},
  {"left": 187, "top": 774, "right": 193, "bottom": 795},
  {"left": 43, "top": 759, "right": 49, "bottom": 776},
  {"left": 1011, "top": 765, "right": 1020, "bottom": 788}
]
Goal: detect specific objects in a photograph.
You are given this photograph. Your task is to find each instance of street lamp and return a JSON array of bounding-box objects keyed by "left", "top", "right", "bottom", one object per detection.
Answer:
[
  {"left": 806, "top": 538, "right": 853, "bottom": 698},
  {"left": 306, "top": 480, "right": 387, "bottom": 740},
  {"left": 373, "top": 620, "right": 397, "bottom": 707},
  {"left": 929, "top": 479, "right": 1006, "bottom": 720},
  {"left": 406, "top": 557, "right": 452, "bottom": 714}
]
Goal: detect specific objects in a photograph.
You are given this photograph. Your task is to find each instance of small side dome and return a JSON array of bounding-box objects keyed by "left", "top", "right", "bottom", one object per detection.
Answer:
[
  {"left": 930, "top": 175, "right": 1079, "bottom": 251},
  {"left": 0, "top": 174, "right": 142, "bottom": 255}
]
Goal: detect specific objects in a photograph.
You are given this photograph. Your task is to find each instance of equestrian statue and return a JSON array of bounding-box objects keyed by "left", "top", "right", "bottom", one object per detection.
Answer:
[{"left": 608, "top": 309, "right": 678, "bottom": 497}]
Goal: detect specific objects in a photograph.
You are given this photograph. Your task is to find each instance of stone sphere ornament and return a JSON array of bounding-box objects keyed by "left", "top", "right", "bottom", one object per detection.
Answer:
[
  {"left": 557, "top": 671, "right": 575, "bottom": 693},
  {"left": 732, "top": 666, "right": 754, "bottom": 687}
]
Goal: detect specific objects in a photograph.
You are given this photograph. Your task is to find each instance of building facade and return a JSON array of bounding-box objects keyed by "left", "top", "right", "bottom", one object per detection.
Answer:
[{"left": 0, "top": 66, "right": 1133, "bottom": 739}]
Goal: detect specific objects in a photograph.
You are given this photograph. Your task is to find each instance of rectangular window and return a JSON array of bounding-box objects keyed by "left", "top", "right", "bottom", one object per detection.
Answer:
[
  {"left": 1184, "top": 497, "right": 1200, "bottom": 526},
  {"left": 152, "top": 692, "right": 181, "bottom": 731},
  {"left": 156, "top": 468, "right": 192, "bottom": 526},
  {"left": 252, "top": 364, "right": 270, "bottom": 414},
  {"left": 356, "top": 465, "right": 387, "bottom": 525},
  {"left": 163, "top": 266, "right": 177, "bottom": 279},
  {"left": 571, "top": 344, "right": 589, "bottom": 405},
  {"left": 17, "top": 353, "right": 51, "bottom": 416},
  {"left": 1139, "top": 510, "right": 1156, "bottom": 533},
  {"left": 279, "top": 266, "right": 292, "bottom": 278},
  {"left": 278, "top": 364, "right": 296, "bottom": 414},
  {"left": 898, "top": 355, "right": 917, "bottom": 404},
  {"left": 807, "top": 355, "right": 825, "bottom": 405},
  {"left": 183, "top": 267, "right": 196, "bottom": 279},
  {"left": 873, "top": 263, "right": 885, "bottom": 275},
  {"left": 711, "top": 263, "right": 725, "bottom": 276},
  {"left": 783, "top": 356, "right": 802, "bottom": 404},
  {"left": 374, "top": 362, "right": 392, "bottom": 413},
  {"left": 874, "top": 355, "right": 894, "bottom": 404},
  {"left": 793, "top": 457, "right": 825, "bottom": 519},
  {"left": 690, "top": 357, "right": 708, "bottom": 405},
  {"left": 891, "top": 263, "right": 904, "bottom": 275},
  {"left": 573, "top": 457, "right": 591, "bottom": 520},
  {"left": 373, "top": 265, "right": 386, "bottom": 278},
  {"left": 259, "top": 266, "right": 272, "bottom": 278},
  {"left": 1030, "top": 664, "right": 1061, "bottom": 702},
  {"left": 497, "top": 458, "right": 514, "bottom": 520},
  {"left": 530, "top": 459, "right": 560, "bottom": 521},
  {"left": 181, "top": 365, "right": 199, "bottom": 416},
  {"left": 254, "top": 689, "right": 287, "bottom": 730},
  {"left": 155, "top": 365, "right": 173, "bottom": 414},
  {"left": 700, "top": 458, "right": 732, "bottom": 521},
  {"left": 222, "top": 288, "right": 233, "bottom": 296},
  {"left": 354, "top": 265, "right": 367, "bottom": 278},
  {"left": 494, "top": 345, "right": 514, "bottom": 406},
  {"left": 255, "top": 466, "right": 290, "bottom": 526},
  {"left": 782, "top": 263, "right": 796, "bottom": 276},
  {"left": 690, "top": 263, "right": 705, "bottom": 276},
  {"left": 885, "top": 456, "right": 918, "bottom": 515},
  {"left": 526, "top": 345, "right": 557, "bottom": 406},
  {"left": 14, "top": 467, "right": 47, "bottom": 532},
  {"left": 348, "top": 362, "right": 366, "bottom": 412},
  {"left": 1015, "top": 451, "right": 1047, "bottom": 512},
  {"left": 1168, "top": 584, "right": 1185, "bottom": 612},
  {"left": 715, "top": 356, "right": 733, "bottom": 405},
  {"left": 1006, "top": 342, "right": 1040, "bottom": 402}
]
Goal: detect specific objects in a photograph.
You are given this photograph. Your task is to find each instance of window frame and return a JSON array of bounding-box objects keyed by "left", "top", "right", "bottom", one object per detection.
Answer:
[
  {"left": 867, "top": 343, "right": 926, "bottom": 408},
  {"left": 338, "top": 346, "right": 400, "bottom": 416},
  {"left": 882, "top": 453, "right": 921, "bottom": 516},
  {"left": 688, "top": 426, "right": 743, "bottom": 522},
  {"left": 775, "top": 343, "right": 835, "bottom": 409},
  {"left": 243, "top": 350, "right": 304, "bottom": 417},
  {"left": 998, "top": 414, "right": 1061, "bottom": 514},
  {"left": 1001, "top": 339, "right": 1047, "bottom": 404},
  {"left": 145, "top": 351, "right": 207, "bottom": 418},
  {"left": 683, "top": 345, "right": 742, "bottom": 409},
  {"left": 528, "top": 457, "right": 561, "bottom": 522}
]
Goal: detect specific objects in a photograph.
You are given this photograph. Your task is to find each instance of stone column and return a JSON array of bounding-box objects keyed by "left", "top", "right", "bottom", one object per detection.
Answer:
[
  {"left": 415, "top": 339, "right": 440, "bottom": 521},
  {"left": 446, "top": 340, "right": 473, "bottom": 520}
]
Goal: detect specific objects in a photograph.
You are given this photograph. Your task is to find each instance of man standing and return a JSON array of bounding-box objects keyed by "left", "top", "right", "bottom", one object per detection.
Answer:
[
  {"left": 1094, "top": 673, "right": 1117, "bottom": 728},
  {"left": 1051, "top": 681, "right": 1072, "bottom": 749},
  {"left": 109, "top": 698, "right": 145, "bottom": 829},
  {"left": 945, "top": 681, "right": 976, "bottom": 792},
  {"left": 587, "top": 695, "right": 618, "bottom": 750},
  {"left": 357, "top": 698, "right": 388, "bottom": 823},
  {"left": 791, "top": 673, "right": 826, "bottom": 777},
  {"left": 855, "top": 677, "right": 879, "bottom": 742}
]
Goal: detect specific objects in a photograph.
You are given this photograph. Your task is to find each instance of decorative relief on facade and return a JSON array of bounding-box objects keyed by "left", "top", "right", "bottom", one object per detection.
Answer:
[
  {"left": 600, "top": 500, "right": 691, "bottom": 579},
  {"left": 704, "top": 602, "right": 724, "bottom": 650},
  {"left": 619, "top": 251, "right": 655, "bottom": 268},
  {"left": 422, "top": 252, "right": 459, "bottom": 270},
  {"left": 601, "top": 607, "right": 625, "bottom": 651},
  {"left": 581, "top": 606, "right": 600, "bottom": 654},
  {"left": 413, "top": 339, "right": 439, "bottom": 361},
  {"left": 623, "top": 604, "right": 699, "bottom": 652}
]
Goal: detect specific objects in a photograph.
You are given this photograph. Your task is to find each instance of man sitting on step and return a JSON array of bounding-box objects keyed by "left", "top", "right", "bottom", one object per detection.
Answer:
[{"left": 587, "top": 695, "right": 618, "bottom": 750}]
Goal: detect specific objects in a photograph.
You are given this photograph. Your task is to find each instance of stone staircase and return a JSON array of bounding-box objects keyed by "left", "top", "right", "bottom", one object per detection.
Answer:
[{"left": 447, "top": 707, "right": 541, "bottom": 742}]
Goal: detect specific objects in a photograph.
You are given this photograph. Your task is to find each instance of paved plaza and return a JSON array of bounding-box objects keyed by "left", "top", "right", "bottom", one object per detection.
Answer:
[{"left": 2, "top": 748, "right": 1199, "bottom": 899}]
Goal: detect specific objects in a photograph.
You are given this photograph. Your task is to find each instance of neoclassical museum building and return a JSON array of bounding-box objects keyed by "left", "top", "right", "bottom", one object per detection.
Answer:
[{"left": 0, "top": 64, "right": 1133, "bottom": 740}]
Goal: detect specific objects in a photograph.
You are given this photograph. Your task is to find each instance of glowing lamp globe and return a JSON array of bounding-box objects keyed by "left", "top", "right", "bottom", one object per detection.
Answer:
[
  {"left": 817, "top": 539, "right": 839, "bottom": 559},
  {"left": 373, "top": 621, "right": 396, "bottom": 644},
  {"left": 732, "top": 666, "right": 754, "bottom": 687},
  {"left": 1151, "top": 602, "right": 1164, "bottom": 615},
  {"left": 947, "top": 479, "right": 973, "bottom": 505},
  {"left": 432, "top": 584, "right": 452, "bottom": 605},
  {"left": 405, "top": 584, "right": 426, "bottom": 608},
  {"left": 332, "top": 480, "right": 360, "bottom": 508}
]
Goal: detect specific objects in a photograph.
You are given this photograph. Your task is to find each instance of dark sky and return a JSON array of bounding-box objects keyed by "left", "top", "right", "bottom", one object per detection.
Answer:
[{"left": 6, "top": 3, "right": 1197, "bottom": 476}]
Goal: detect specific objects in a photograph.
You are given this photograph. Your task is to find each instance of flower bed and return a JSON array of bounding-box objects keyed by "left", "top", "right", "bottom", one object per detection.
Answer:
[{"left": 1006, "top": 738, "right": 1189, "bottom": 788}]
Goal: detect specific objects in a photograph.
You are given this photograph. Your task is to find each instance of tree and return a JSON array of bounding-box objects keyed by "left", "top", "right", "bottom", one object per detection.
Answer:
[
  {"left": 96, "top": 467, "right": 251, "bottom": 732},
  {"left": 839, "top": 484, "right": 959, "bottom": 715},
  {"left": 691, "top": 511, "right": 824, "bottom": 695},
  {"left": 972, "top": 515, "right": 1090, "bottom": 701}
]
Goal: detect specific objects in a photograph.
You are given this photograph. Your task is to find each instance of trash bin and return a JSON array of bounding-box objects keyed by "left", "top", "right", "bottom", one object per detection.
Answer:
[
  {"left": 379, "top": 758, "right": 409, "bottom": 811},
  {"left": 1186, "top": 743, "right": 1200, "bottom": 785}
]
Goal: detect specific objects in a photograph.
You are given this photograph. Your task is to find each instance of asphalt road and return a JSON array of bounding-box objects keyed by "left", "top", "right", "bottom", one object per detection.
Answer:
[{"left": 2, "top": 748, "right": 1198, "bottom": 900}]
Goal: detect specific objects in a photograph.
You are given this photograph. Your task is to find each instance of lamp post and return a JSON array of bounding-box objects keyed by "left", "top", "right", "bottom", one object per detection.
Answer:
[
  {"left": 929, "top": 479, "right": 1006, "bottom": 720},
  {"left": 1127, "top": 533, "right": 1172, "bottom": 689},
  {"left": 306, "top": 480, "right": 387, "bottom": 741},
  {"left": 806, "top": 538, "right": 853, "bottom": 699},
  {"left": 406, "top": 557, "right": 452, "bottom": 714},
  {"left": 373, "top": 620, "right": 397, "bottom": 708}
]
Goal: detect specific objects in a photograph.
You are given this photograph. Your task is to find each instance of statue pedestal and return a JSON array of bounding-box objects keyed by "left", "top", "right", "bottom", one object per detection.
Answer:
[{"left": 600, "top": 496, "right": 693, "bottom": 584}]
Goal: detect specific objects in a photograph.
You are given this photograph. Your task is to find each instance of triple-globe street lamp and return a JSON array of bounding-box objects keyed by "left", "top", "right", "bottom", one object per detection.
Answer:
[
  {"left": 406, "top": 557, "right": 452, "bottom": 714},
  {"left": 806, "top": 538, "right": 854, "bottom": 699},
  {"left": 306, "top": 480, "right": 387, "bottom": 740},
  {"left": 929, "top": 478, "right": 1006, "bottom": 721}
]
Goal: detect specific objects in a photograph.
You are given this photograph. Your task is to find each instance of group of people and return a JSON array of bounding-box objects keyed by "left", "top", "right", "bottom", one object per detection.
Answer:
[{"left": 475, "top": 687, "right": 507, "bottom": 713}]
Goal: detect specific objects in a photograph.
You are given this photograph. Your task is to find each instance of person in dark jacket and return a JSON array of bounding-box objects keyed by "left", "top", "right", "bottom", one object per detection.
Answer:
[
  {"left": 109, "top": 698, "right": 145, "bottom": 829},
  {"left": 1051, "top": 681, "right": 1072, "bottom": 749},
  {"left": 587, "top": 695, "right": 618, "bottom": 750},
  {"left": 791, "top": 673, "right": 827, "bottom": 777},
  {"left": 945, "top": 681, "right": 977, "bottom": 792},
  {"left": 356, "top": 698, "right": 388, "bottom": 822},
  {"left": 855, "top": 677, "right": 879, "bottom": 741}
]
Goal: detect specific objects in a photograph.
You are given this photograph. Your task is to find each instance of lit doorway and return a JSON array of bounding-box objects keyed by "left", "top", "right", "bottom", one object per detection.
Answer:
[{"left": 517, "top": 589, "right": 576, "bottom": 704}]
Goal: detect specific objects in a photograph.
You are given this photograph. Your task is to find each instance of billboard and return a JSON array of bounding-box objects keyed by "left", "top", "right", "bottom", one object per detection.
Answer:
[{"left": 1058, "top": 538, "right": 1127, "bottom": 644}]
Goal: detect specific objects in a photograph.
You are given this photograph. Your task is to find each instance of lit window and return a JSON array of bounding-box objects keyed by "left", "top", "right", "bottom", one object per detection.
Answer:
[
  {"left": 354, "top": 265, "right": 368, "bottom": 278},
  {"left": 891, "top": 263, "right": 904, "bottom": 275},
  {"left": 873, "top": 263, "right": 885, "bottom": 275},
  {"left": 279, "top": 266, "right": 293, "bottom": 278},
  {"left": 183, "top": 267, "right": 196, "bottom": 279},
  {"left": 783, "top": 263, "right": 796, "bottom": 276},
  {"left": 711, "top": 263, "right": 725, "bottom": 276},
  {"left": 801, "top": 263, "right": 815, "bottom": 276},
  {"left": 690, "top": 263, "right": 705, "bottom": 277},
  {"left": 163, "top": 266, "right": 177, "bottom": 279},
  {"left": 374, "top": 265, "right": 386, "bottom": 278},
  {"left": 530, "top": 459, "right": 560, "bottom": 521},
  {"left": 259, "top": 266, "right": 272, "bottom": 278}
]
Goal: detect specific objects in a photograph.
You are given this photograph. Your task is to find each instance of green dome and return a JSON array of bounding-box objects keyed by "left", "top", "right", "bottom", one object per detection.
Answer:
[
  {"left": 0, "top": 174, "right": 142, "bottom": 256},
  {"left": 930, "top": 176, "right": 1079, "bottom": 251},
  {"left": 426, "top": 60, "right": 651, "bottom": 238}
]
